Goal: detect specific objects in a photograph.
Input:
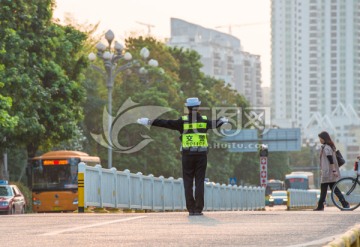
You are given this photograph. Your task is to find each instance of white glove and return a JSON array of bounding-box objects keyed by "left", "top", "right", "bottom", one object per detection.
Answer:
[
  {"left": 219, "top": 117, "right": 229, "bottom": 124},
  {"left": 137, "top": 118, "right": 149, "bottom": 125}
]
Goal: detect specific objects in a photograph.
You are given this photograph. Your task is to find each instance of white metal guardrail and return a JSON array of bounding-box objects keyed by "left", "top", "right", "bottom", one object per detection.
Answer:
[
  {"left": 287, "top": 189, "right": 317, "bottom": 209},
  {"left": 78, "top": 163, "right": 265, "bottom": 212}
]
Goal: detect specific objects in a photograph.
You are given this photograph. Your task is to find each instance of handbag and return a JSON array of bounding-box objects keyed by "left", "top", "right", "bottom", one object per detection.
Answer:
[{"left": 336, "top": 150, "right": 345, "bottom": 167}]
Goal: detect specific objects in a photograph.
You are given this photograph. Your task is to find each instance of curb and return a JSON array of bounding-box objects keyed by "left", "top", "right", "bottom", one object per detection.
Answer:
[{"left": 324, "top": 224, "right": 360, "bottom": 247}]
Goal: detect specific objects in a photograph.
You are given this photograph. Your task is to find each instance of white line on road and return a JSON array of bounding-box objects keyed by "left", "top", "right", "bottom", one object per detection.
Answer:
[{"left": 40, "top": 216, "right": 147, "bottom": 236}]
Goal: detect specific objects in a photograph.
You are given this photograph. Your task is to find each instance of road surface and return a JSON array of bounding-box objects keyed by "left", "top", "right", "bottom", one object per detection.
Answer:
[{"left": 1, "top": 206, "right": 358, "bottom": 247}]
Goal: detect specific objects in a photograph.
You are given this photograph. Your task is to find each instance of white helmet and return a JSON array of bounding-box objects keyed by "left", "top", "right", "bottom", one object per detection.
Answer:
[{"left": 185, "top": 97, "right": 201, "bottom": 107}]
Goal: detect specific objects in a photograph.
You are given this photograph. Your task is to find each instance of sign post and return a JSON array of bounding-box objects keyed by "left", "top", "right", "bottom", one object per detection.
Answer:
[{"left": 259, "top": 144, "right": 268, "bottom": 188}]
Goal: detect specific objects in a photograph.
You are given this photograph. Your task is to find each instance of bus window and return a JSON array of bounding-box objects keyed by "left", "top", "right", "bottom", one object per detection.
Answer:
[
  {"left": 285, "top": 172, "right": 315, "bottom": 190},
  {"left": 27, "top": 150, "right": 101, "bottom": 212},
  {"left": 30, "top": 158, "right": 80, "bottom": 190},
  {"left": 67, "top": 162, "right": 78, "bottom": 188},
  {"left": 266, "top": 180, "right": 285, "bottom": 196}
]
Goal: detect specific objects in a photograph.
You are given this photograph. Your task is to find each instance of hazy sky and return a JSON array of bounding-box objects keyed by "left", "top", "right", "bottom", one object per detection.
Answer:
[{"left": 53, "top": 0, "right": 271, "bottom": 87}]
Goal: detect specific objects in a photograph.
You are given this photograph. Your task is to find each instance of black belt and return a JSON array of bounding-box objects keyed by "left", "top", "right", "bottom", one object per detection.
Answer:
[{"left": 182, "top": 147, "right": 208, "bottom": 152}]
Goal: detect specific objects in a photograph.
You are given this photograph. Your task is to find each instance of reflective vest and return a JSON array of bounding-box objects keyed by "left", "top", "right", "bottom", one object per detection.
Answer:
[{"left": 181, "top": 115, "right": 208, "bottom": 148}]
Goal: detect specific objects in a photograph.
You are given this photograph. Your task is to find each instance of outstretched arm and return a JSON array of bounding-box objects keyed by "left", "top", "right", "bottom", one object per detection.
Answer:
[
  {"left": 151, "top": 118, "right": 183, "bottom": 131},
  {"left": 137, "top": 117, "right": 183, "bottom": 131},
  {"left": 208, "top": 117, "right": 229, "bottom": 129}
]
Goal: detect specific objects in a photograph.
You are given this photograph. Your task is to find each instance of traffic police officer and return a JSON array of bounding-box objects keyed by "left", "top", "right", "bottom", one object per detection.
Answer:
[{"left": 137, "top": 97, "right": 228, "bottom": 216}]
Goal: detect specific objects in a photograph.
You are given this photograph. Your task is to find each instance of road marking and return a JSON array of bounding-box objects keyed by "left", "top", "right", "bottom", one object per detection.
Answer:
[{"left": 40, "top": 216, "right": 147, "bottom": 236}]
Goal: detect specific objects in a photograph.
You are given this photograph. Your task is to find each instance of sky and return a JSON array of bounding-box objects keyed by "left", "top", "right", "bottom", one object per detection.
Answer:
[{"left": 53, "top": 0, "right": 271, "bottom": 87}]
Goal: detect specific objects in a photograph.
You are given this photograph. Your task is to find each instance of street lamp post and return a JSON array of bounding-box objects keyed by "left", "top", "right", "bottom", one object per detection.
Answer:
[
  {"left": 88, "top": 30, "right": 158, "bottom": 169},
  {"left": 305, "top": 136, "right": 319, "bottom": 188}
]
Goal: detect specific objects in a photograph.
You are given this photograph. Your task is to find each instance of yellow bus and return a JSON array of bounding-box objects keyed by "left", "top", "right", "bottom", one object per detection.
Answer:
[{"left": 27, "top": 150, "right": 100, "bottom": 212}]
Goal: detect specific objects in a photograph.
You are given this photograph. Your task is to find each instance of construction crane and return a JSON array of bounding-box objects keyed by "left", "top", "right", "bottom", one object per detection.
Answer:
[
  {"left": 215, "top": 22, "right": 268, "bottom": 35},
  {"left": 136, "top": 21, "right": 155, "bottom": 36}
]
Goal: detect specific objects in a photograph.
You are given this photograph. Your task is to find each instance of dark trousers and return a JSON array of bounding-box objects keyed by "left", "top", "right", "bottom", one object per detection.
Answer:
[
  {"left": 182, "top": 154, "right": 207, "bottom": 213},
  {"left": 317, "top": 182, "right": 345, "bottom": 208}
]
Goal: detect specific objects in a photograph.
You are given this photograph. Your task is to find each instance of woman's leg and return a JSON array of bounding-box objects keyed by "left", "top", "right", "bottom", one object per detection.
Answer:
[
  {"left": 315, "top": 183, "right": 328, "bottom": 209},
  {"left": 329, "top": 182, "right": 350, "bottom": 208}
]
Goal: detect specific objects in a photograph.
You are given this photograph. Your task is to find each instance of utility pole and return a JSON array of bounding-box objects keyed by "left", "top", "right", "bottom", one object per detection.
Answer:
[{"left": 2, "top": 137, "right": 8, "bottom": 180}]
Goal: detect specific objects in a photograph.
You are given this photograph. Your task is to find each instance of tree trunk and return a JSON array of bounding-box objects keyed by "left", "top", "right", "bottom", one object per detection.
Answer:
[{"left": 27, "top": 142, "right": 38, "bottom": 158}]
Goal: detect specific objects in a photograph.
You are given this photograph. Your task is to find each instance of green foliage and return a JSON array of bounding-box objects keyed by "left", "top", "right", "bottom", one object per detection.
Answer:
[
  {"left": 233, "top": 152, "right": 259, "bottom": 185},
  {"left": 288, "top": 146, "right": 316, "bottom": 168},
  {"left": 206, "top": 146, "right": 234, "bottom": 183},
  {"left": 0, "top": 81, "right": 18, "bottom": 133},
  {"left": 7, "top": 148, "right": 28, "bottom": 183},
  {"left": 111, "top": 37, "right": 183, "bottom": 177},
  {"left": 267, "top": 152, "right": 291, "bottom": 180},
  {"left": 0, "top": 0, "right": 88, "bottom": 156}
]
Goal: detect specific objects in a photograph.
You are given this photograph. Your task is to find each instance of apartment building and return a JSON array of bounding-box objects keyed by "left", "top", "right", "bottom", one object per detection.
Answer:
[
  {"left": 271, "top": 0, "right": 360, "bottom": 164},
  {"left": 168, "top": 18, "right": 263, "bottom": 107}
]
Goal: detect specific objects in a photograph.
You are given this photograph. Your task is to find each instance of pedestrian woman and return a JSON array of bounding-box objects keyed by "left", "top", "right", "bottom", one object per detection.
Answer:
[
  {"left": 313, "top": 131, "right": 349, "bottom": 210},
  {"left": 137, "top": 97, "right": 228, "bottom": 216}
]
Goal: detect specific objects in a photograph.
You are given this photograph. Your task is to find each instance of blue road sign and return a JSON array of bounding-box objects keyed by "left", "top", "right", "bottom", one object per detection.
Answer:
[
  {"left": 229, "top": 177, "right": 237, "bottom": 185},
  {"left": 220, "top": 128, "right": 301, "bottom": 152},
  {"left": 261, "top": 128, "right": 301, "bottom": 152},
  {"left": 221, "top": 129, "right": 259, "bottom": 152}
]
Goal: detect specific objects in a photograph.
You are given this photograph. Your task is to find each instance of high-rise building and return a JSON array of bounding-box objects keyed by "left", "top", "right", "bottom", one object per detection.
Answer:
[
  {"left": 262, "top": 86, "right": 271, "bottom": 107},
  {"left": 168, "top": 18, "right": 263, "bottom": 106},
  {"left": 271, "top": 0, "right": 360, "bottom": 164},
  {"left": 272, "top": 0, "right": 360, "bottom": 127}
]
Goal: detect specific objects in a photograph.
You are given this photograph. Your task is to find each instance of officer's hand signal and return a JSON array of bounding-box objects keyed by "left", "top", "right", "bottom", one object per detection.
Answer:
[
  {"left": 219, "top": 117, "right": 229, "bottom": 124},
  {"left": 137, "top": 118, "right": 150, "bottom": 125}
]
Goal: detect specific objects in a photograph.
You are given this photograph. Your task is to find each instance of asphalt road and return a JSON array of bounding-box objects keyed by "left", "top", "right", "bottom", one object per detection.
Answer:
[{"left": 1, "top": 206, "right": 358, "bottom": 247}]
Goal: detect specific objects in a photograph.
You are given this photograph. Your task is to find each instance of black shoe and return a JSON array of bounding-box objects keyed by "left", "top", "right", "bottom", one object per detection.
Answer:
[
  {"left": 193, "top": 212, "right": 203, "bottom": 216},
  {"left": 189, "top": 211, "right": 195, "bottom": 216},
  {"left": 313, "top": 208, "right": 324, "bottom": 211},
  {"left": 340, "top": 202, "right": 350, "bottom": 210}
]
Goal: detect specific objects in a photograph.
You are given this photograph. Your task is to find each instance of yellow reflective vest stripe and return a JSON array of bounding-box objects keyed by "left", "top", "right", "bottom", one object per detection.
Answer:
[
  {"left": 183, "top": 122, "right": 207, "bottom": 130},
  {"left": 181, "top": 115, "right": 208, "bottom": 148}
]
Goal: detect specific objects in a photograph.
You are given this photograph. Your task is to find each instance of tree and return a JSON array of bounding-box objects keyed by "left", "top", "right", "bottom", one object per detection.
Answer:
[
  {"left": 0, "top": 66, "right": 19, "bottom": 179},
  {"left": 82, "top": 36, "right": 184, "bottom": 177},
  {"left": 113, "top": 37, "right": 183, "bottom": 177},
  {"left": 267, "top": 151, "right": 291, "bottom": 180},
  {"left": 233, "top": 152, "right": 259, "bottom": 185},
  {"left": 0, "top": 81, "right": 18, "bottom": 135},
  {"left": 0, "top": 0, "right": 88, "bottom": 157}
]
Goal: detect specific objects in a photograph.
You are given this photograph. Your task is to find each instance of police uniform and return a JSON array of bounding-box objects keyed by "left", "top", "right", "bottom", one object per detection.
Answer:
[{"left": 147, "top": 98, "right": 225, "bottom": 215}]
